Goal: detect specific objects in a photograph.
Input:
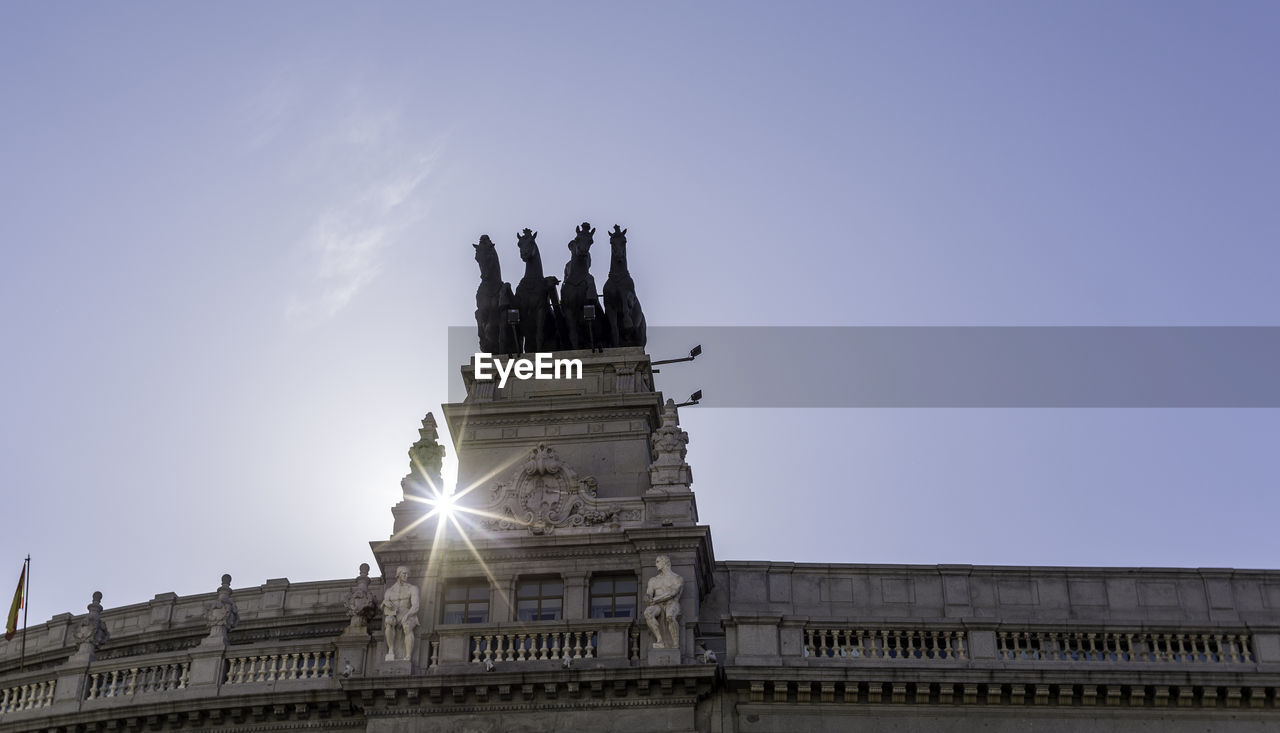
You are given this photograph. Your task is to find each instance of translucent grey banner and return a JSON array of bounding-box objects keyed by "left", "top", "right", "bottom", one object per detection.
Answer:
[{"left": 447, "top": 327, "right": 1280, "bottom": 407}]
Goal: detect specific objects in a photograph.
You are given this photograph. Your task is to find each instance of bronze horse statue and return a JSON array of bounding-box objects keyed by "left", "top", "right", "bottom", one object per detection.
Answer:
[
  {"left": 515, "top": 228, "right": 562, "bottom": 353},
  {"left": 495, "top": 282, "right": 521, "bottom": 354},
  {"left": 473, "top": 234, "right": 505, "bottom": 353},
  {"left": 603, "top": 225, "right": 646, "bottom": 348},
  {"left": 560, "top": 222, "right": 609, "bottom": 351}
]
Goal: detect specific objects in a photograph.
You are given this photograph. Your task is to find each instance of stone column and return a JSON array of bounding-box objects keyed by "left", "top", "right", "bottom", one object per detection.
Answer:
[{"left": 563, "top": 573, "right": 587, "bottom": 620}]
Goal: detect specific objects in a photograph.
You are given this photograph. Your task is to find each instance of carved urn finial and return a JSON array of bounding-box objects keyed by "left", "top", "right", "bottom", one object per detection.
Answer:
[
  {"left": 72, "top": 590, "right": 109, "bottom": 654},
  {"left": 343, "top": 563, "right": 378, "bottom": 636},
  {"left": 648, "top": 399, "right": 692, "bottom": 492},
  {"left": 203, "top": 573, "right": 239, "bottom": 643},
  {"left": 403, "top": 413, "right": 445, "bottom": 497}
]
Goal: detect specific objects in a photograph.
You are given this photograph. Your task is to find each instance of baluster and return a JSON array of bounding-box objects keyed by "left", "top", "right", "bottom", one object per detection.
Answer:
[
  {"left": 630, "top": 628, "right": 640, "bottom": 659},
  {"left": 569, "top": 631, "right": 580, "bottom": 659},
  {"left": 179, "top": 663, "right": 190, "bottom": 689},
  {"left": 803, "top": 628, "right": 814, "bottom": 657},
  {"left": 430, "top": 640, "right": 440, "bottom": 667}
]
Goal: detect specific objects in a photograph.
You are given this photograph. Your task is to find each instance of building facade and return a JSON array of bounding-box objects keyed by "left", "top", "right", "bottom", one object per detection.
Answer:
[{"left": 3, "top": 346, "right": 1280, "bottom": 732}]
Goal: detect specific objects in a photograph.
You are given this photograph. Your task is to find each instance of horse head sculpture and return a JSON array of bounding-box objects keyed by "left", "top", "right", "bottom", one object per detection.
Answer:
[
  {"left": 560, "top": 221, "right": 607, "bottom": 351},
  {"left": 603, "top": 224, "right": 646, "bottom": 348},
  {"left": 515, "top": 228, "right": 560, "bottom": 352},
  {"left": 473, "top": 234, "right": 504, "bottom": 353}
]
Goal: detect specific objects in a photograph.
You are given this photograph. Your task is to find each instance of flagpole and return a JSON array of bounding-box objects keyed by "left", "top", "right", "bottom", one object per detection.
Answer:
[{"left": 18, "top": 556, "right": 29, "bottom": 672}]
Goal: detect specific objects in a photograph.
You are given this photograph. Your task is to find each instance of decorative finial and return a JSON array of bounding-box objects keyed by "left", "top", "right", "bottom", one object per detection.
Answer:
[
  {"left": 343, "top": 563, "right": 378, "bottom": 638},
  {"left": 403, "top": 412, "right": 445, "bottom": 497},
  {"left": 648, "top": 399, "right": 692, "bottom": 493},
  {"left": 73, "top": 590, "right": 110, "bottom": 654},
  {"left": 204, "top": 573, "right": 239, "bottom": 643}
]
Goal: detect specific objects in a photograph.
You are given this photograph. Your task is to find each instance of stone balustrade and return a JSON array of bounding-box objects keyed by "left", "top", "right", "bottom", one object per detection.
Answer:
[
  {"left": 0, "top": 678, "right": 54, "bottom": 713},
  {"left": 432, "top": 619, "right": 638, "bottom": 668},
  {"left": 223, "top": 649, "right": 333, "bottom": 684},
  {"left": 470, "top": 630, "right": 598, "bottom": 663},
  {"left": 804, "top": 627, "right": 967, "bottom": 660},
  {"left": 85, "top": 662, "right": 189, "bottom": 700},
  {"left": 997, "top": 629, "right": 1255, "bottom": 664}
]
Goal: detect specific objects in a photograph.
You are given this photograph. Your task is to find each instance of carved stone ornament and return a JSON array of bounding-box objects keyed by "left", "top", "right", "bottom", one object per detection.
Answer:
[
  {"left": 479, "top": 442, "right": 641, "bottom": 535},
  {"left": 73, "top": 591, "right": 110, "bottom": 652},
  {"left": 402, "top": 413, "right": 445, "bottom": 497},
  {"left": 204, "top": 574, "right": 239, "bottom": 640},
  {"left": 648, "top": 399, "right": 692, "bottom": 492},
  {"left": 343, "top": 563, "right": 378, "bottom": 634}
]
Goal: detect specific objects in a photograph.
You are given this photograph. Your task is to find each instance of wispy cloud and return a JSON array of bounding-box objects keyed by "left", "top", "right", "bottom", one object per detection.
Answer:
[{"left": 285, "top": 122, "right": 443, "bottom": 325}]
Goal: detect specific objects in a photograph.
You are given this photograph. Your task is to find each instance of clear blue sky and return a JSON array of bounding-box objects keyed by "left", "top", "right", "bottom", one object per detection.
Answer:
[{"left": 3, "top": 2, "right": 1279, "bottom": 625}]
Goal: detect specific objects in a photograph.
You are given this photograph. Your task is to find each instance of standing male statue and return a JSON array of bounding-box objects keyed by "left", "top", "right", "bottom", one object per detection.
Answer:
[
  {"left": 643, "top": 555, "right": 684, "bottom": 650},
  {"left": 381, "top": 566, "right": 420, "bottom": 662}
]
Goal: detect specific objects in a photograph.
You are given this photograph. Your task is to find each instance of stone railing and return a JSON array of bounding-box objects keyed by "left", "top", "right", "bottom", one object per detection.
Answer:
[
  {"left": 85, "top": 662, "right": 189, "bottom": 700},
  {"left": 997, "top": 630, "right": 1255, "bottom": 664},
  {"left": 470, "top": 630, "right": 598, "bottom": 664},
  {"left": 804, "top": 628, "right": 968, "bottom": 661},
  {"left": 223, "top": 649, "right": 333, "bottom": 684},
  {"left": 433, "top": 618, "right": 637, "bottom": 668},
  {"left": 0, "top": 678, "right": 55, "bottom": 713}
]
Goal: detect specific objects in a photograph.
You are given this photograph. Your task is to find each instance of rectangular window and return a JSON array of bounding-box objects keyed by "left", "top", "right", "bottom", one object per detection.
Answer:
[
  {"left": 516, "top": 578, "right": 563, "bottom": 622},
  {"left": 442, "top": 580, "right": 490, "bottom": 624},
  {"left": 589, "top": 575, "right": 638, "bottom": 619}
]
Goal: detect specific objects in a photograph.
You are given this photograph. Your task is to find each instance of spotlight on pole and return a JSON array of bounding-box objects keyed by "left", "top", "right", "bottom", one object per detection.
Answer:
[
  {"left": 652, "top": 344, "right": 702, "bottom": 367},
  {"left": 676, "top": 389, "right": 702, "bottom": 408}
]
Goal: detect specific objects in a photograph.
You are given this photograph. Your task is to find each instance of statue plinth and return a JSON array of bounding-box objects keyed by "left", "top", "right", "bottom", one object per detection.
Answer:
[
  {"left": 642, "top": 491, "right": 698, "bottom": 526},
  {"left": 647, "top": 647, "right": 681, "bottom": 666},
  {"left": 377, "top": 659, "right": 413, "bottom": 677}
]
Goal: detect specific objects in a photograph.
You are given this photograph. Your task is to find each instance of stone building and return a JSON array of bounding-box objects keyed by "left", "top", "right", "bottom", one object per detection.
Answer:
[{"left": 3, "top": 345, "right": 1280, "bottom": 732}]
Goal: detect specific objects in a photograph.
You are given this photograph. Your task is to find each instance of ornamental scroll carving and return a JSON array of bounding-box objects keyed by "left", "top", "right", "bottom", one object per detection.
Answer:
[{"left": 479, "top": 442, "right": 640, "bottom": 535}]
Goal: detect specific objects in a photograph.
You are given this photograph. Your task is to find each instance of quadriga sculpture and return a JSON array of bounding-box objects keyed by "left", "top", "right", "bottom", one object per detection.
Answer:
[
  {"left": 560, "top": 222, "right": 610, "bottom": 350},
  {"left": 603, "top": 225, "right": 647, "bottom": 348},
  {"left": 473, "top": 234, "right": 505, "bottom": 353},
  {"left": 515, "top": 228, "right": 562, "bottom": 353}
]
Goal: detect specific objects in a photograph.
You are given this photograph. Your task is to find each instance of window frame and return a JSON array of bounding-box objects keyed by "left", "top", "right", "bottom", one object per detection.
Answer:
[
  {"left": 589, "top": 573, "right": 639, "bottom": 620},
  {"left": 515, "top": 576, "right": 564, "bottom": 622},
  {"left": 441, "top": 579, "right": 491, "bottom": 624}
]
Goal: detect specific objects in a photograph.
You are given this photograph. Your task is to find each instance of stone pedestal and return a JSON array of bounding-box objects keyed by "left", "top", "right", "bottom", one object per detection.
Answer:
[
  {"left": 643, "top": 491, "right": 698, "bottom": 526},
  {"left": 336, "top": 631, "right": 371, "bottom": 677},
  {"left": 187, "top": 647, "right": 227, "bottom": 690},
  {"left": 378, "top": 659, "right": 413, "bottom": 676},
  {"left": 647, "top": 647, "right": 681, "bottom": 666}
]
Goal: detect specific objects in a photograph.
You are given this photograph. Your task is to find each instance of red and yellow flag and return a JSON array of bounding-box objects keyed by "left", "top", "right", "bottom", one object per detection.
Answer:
[{"left": 4, "top": 565, "right": 24, "bottom": 641}]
